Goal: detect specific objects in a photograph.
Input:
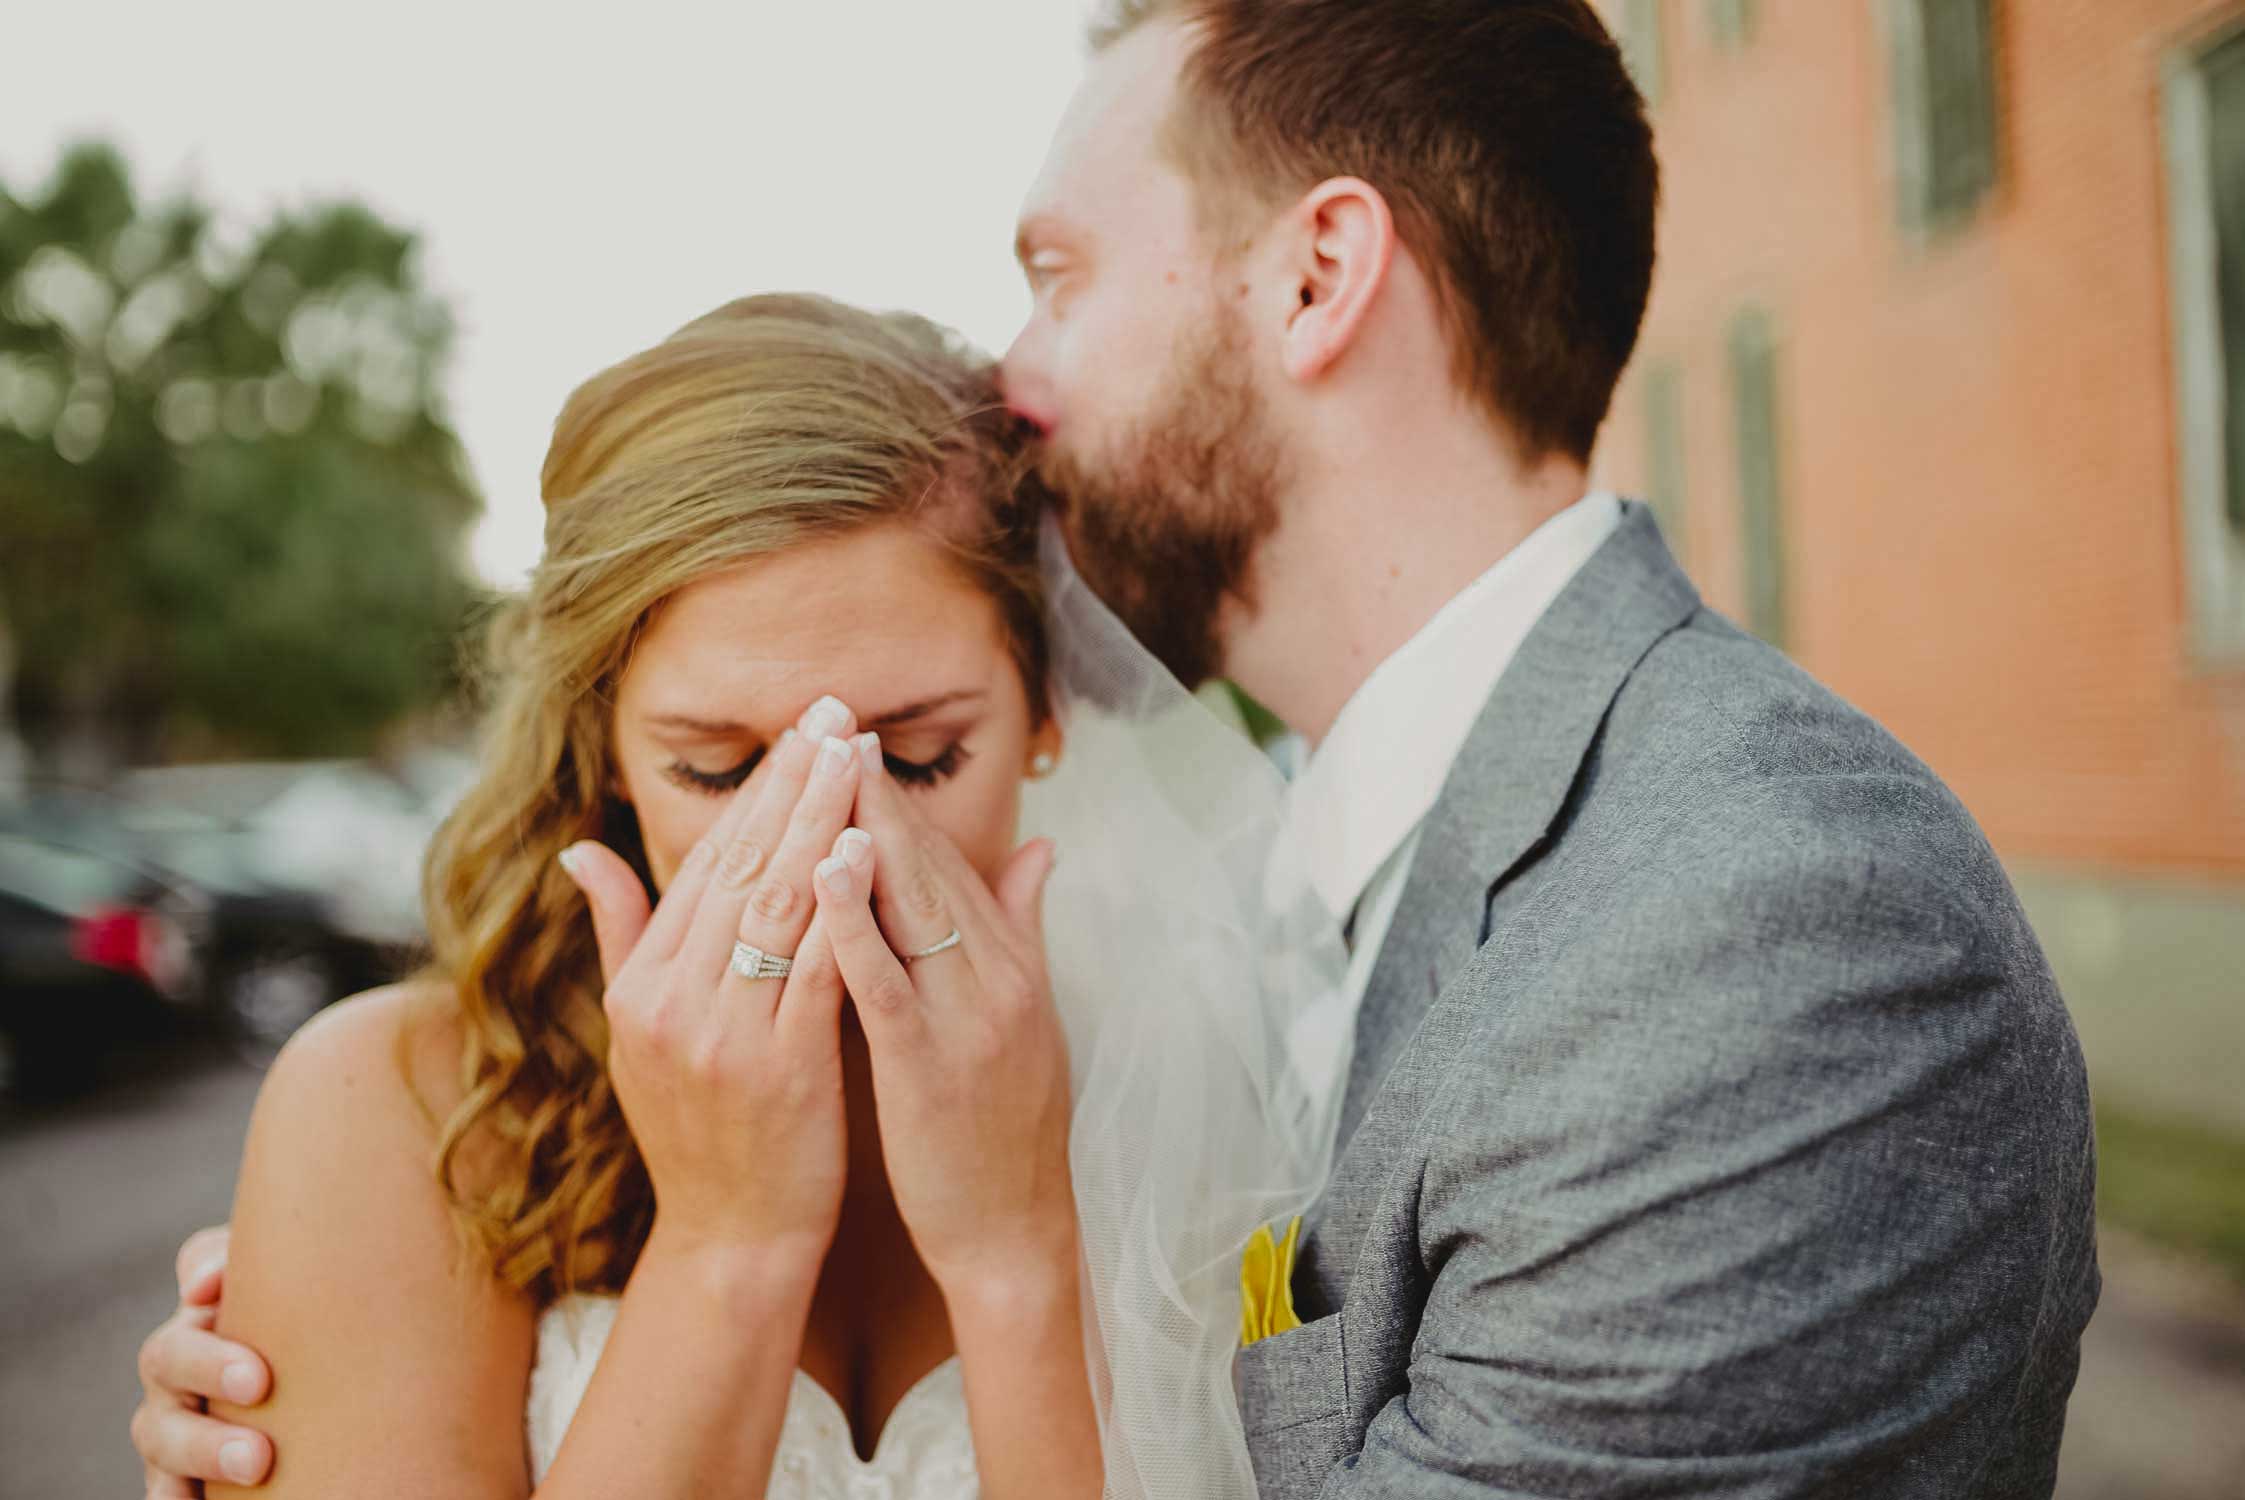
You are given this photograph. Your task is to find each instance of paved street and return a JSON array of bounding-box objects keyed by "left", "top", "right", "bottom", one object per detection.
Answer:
[{"left": 2, "top": 1045, "right": 2240, "bottom": 1499}]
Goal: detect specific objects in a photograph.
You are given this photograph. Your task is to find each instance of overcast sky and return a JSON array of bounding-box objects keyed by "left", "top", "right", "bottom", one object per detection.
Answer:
[{"left": 2, "top": 1, "right": 1095, "bottom": 584}]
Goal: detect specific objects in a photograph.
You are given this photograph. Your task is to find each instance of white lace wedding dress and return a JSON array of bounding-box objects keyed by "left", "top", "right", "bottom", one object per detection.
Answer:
[{"left": 525, "top": 1294, "right": 980, "bottom": 1498}]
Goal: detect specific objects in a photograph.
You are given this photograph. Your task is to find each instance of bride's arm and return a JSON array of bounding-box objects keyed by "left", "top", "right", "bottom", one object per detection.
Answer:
[
  {"left": 812, "top": 777, "right": 1103, "bottom": 1498},
  {"left": 945, "top": 1246, "right": 1103, "bottom": 1498},
  {"left": 202, "top": 983, "right": 819, "bottom": 1500}
]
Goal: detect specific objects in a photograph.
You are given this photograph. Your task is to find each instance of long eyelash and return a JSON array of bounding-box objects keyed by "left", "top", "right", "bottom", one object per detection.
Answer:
[
  {"left": 661, "top": 751, "right": 761, "bottom": 797},
  {"left": 885, "top": 742, "right": 971, "bottom": 789},
  {"left": 662, "top": 742, "right": 969, "bottom": 797}
]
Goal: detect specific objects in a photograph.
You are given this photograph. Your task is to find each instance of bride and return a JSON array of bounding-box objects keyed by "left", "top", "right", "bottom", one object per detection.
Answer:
[{"left": 134, "top": 293, "right": 1344, "bottom": 1499}]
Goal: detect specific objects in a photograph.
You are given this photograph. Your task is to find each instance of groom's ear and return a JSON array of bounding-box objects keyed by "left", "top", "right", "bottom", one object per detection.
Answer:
[{"left": 1278, "top": 176, "right": 1396, "bottom": 385}]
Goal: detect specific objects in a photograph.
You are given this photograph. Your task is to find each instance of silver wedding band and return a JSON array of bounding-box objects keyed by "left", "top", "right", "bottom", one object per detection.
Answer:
[
  {"left": 729, "top": 942, "right": 794, "bottom": 981},
  {"left": 902, "top": 929, "right": 963, "bottom": 964}
]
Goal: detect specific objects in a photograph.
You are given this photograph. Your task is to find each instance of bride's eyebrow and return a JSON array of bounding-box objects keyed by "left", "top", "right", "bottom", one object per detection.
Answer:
[
  {"left": 867, "top": 689, "right": 986, "bottom": 729},
  {"left": 643, "top": 690, "right": 986, "bottom": 739},
  {"left": 645, "top": 713, "right": 751, "bottom": 737}
]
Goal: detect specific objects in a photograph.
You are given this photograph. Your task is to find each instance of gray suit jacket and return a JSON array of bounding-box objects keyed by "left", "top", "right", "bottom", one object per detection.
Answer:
[{"left": 1235, "top": 503, "right": 2099, "bottom": 1499}]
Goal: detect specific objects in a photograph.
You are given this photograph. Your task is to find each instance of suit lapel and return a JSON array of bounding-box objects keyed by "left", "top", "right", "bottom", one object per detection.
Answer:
[{"left": 1327, "top": 502, "right": 1704, "bottom": 1180}]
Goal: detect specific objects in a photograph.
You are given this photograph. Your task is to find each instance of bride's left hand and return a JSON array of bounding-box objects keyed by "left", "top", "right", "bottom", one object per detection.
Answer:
[{"left": 812, "top": 740, "right": 1074, "bottom": 1297}]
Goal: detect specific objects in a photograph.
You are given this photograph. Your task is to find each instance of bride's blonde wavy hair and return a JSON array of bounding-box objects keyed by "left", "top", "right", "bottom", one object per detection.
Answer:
[{"left": 416, "top": 294, "right": 1048, "bottom": 1303}]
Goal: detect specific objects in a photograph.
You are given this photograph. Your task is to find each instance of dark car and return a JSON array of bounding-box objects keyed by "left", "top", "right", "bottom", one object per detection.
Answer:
[
  {"left": 0, "top": 826, "right": 213, "bottom": 1095},
  {"left": 0, "top": 784, "right": 407, "bottom": 1090}
]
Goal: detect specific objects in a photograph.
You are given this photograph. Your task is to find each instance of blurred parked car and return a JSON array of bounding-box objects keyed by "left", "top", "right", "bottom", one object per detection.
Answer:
[
  {"left": 0, "top": 823, "right": 211, "bottom": 1096},
  {"left": 0, "top": 755, "right": 468, "bottom": 1090}
]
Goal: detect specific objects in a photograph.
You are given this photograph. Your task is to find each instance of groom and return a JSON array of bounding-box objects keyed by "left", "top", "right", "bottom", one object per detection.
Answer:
[{"left": 134, "top": 2, "right": 2098, "bottom": 1496}]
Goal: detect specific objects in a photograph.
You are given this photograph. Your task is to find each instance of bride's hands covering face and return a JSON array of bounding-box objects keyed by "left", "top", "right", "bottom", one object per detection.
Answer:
[
  {"left": 563, "top": 696, "right": 868, "bottom": 1267},
  {"left": 569, "top": 525, "right": 1059, "bottom": 1265}
]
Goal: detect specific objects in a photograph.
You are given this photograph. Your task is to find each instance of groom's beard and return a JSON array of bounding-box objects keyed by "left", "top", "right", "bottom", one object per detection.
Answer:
[{"left": 1033, "top": 307, "right": 1284, "bottom": 689}]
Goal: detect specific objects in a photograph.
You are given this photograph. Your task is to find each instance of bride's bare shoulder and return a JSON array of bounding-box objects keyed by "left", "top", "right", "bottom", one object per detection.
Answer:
[
  {"left": 226, "top": 977, "right": 482, "bottom": 1255},
  {"left": 230, "top": 974, "right": 530, "bottom": 1232},
  {"left": 209, "top": 978, "right": 536, "bottom": 1491},
  {"left": 252, "top": 977, "right": 468, "bottom": 1137}
]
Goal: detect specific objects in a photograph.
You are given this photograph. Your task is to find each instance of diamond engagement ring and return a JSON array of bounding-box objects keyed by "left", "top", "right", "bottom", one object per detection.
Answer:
[
  {"left": 729, "top": 942, "right": 794, "bottom": 981},
  {"left": 902, "top": 929, "right": 963, "bottom": 963}
]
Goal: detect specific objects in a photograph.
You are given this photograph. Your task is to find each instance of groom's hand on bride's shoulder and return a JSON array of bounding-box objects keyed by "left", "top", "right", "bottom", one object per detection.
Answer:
[{"left": 131, "top": 1224, "right": 275, "bottom": 1495}]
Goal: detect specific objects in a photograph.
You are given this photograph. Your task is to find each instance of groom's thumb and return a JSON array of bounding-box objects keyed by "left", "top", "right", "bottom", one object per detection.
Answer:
[
  {"left": 557, "top": 841, "right": 651, "bottom": 983},
  {"left": 995, "top": 837, "right": 1059, "bottom": 936}
]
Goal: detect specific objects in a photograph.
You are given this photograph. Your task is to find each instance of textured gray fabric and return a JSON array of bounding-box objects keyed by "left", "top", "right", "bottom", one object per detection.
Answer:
[{"left": 1235, "top": 503, "right": 2099, "bottom": 1499}]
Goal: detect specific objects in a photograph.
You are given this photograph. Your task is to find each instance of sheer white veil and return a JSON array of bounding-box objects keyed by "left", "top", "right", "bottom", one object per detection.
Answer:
[{"left": 1019, "top": 518, "right": 1353, "bottom": 1498}]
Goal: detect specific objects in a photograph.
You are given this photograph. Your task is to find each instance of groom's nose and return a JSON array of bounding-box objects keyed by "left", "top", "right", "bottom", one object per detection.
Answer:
[{"left": 999, "top": 333, "right": 1057, "bottom": 436}]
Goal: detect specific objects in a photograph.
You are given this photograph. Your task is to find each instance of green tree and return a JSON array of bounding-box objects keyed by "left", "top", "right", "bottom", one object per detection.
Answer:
[{"left": 0, "top": 142, "right": 481, "bottom": 765}]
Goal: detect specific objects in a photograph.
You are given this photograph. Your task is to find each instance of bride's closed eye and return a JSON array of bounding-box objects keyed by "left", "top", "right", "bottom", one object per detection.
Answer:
[
  {"left": 660, "top": 750, "right": 763, "bottom": 796},
  {"left": 883, "top": 740, "right": 971, "bottom": 789},
  {"left": 661, "top": 741, "right": 971, "bottom": 797}
]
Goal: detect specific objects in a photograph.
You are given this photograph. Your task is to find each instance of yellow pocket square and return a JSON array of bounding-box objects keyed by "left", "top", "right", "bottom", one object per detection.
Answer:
[{"left": 1240, "top": 1215, "right": 1304, "bottom": 1347}]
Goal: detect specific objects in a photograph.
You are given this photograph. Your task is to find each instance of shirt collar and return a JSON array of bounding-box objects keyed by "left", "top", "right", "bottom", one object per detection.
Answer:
[{"left": 1285, "top": 491, "right": 1623, "bottom": 922}]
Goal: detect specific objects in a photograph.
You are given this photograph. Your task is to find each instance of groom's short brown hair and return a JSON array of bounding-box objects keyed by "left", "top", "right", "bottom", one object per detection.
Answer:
[{"left": 1095, "top": 0, "right": 1657, "bottom": 465}]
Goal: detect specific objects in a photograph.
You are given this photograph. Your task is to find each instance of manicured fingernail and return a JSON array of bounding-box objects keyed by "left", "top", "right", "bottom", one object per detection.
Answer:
[
  {"left": 817, "top": 735, "right": 853, "bottom": 776},
  {"left": 857, "top": 732, "right": 883, "bottom": 775},
  {"left": 817, "top": 855, "right": 852, "bottom": 895},
  {"left": 556, "top": 845, "right": 583, "bottom": 879},
  {"left": 221, "top": 1360, "right": 263, "bottom": 1403},
  {"left": 803, "top": 695, "right": 849, "bottom": 740},
  {"left": 189, "top": 1252, "right": 225, "bottom": 1291},
  {"left": 838, "top": 828, "right": 872, "bottom": 868},
  {"left": 219, "top": 1438, "right": 262, "bottom": 1483}
]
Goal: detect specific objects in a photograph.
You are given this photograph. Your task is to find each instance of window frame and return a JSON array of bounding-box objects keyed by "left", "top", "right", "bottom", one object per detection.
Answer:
[
  {"left": 2161, "top": 13, "right": 2245, "bottom": 665},
  {"left": 1621, "top": 0, "right": 1667, "bottom": 108},
  {"left": 1708, "top": 0, "right": 1758, "bottom": 53},
  {"left": 1884, "top": 0, "right": 2003, "bottom": 242},
  {"left": 1729, "top": 307, "right": 1790, "bottom": 650},
  {"left": 1643, "top": 357, "right": 1689, "bottom": 559}
]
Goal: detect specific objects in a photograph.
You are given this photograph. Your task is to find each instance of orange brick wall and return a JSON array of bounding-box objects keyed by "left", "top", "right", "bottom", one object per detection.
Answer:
[{"left": 1590, "top": 0, "right": 2245, "bottom": 876}]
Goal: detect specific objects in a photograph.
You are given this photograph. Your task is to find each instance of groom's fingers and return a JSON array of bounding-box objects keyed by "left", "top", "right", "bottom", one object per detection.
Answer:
[
  {"left": 174, "top": 1225, "right": 230, "bottom": 1306},
  {"left": 139, "top": 1309, "right": 270, "bottom": 1409},
  {"left": 129, "top": 1397, "right": 272, "bottom": 1489}
]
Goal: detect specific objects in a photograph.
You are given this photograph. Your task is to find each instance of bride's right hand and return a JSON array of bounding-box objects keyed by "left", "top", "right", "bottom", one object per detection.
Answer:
[{"left": 559, "top": 696, "right": 869, "bottom": 1270}]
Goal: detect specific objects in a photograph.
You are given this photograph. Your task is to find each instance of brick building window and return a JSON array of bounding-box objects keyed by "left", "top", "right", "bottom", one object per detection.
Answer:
[
  {"left": 2163, "top": 19, "right": 2245, "bottom": 661},
  {"left": 1729, "top": 308, "right": 1789, "bottom": 648},
  {"left": 1886, "top": 0, "right": 2001, "bottom": 238},
  {"left": 1707, "top": 0, "right": 1758, "bottom": 53},
  {"left": 1620, "top": 0, "right": 1666, "bottom": 108},
  {"left": 1643, "top": 359, "right": 1689, "bottom": 556}
]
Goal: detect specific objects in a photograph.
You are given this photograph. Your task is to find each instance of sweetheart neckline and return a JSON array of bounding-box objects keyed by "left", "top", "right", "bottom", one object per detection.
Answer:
[
  {"left": 787, "top": 1356, "right": 964, "bottom": 1470},
  {"left": 539, "top": 1293, "right": 964, "bottom": 1474}
]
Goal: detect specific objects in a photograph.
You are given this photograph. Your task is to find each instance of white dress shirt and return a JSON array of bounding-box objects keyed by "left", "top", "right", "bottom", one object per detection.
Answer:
[{"left": 1286, "top": 492, "right": 1623, "bottom": 1044}]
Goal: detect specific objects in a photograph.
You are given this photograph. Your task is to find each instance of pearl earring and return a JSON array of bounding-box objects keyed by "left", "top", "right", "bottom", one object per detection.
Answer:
[{"left": 1031, "top": 751, "right": 1057, "bottom": 779}]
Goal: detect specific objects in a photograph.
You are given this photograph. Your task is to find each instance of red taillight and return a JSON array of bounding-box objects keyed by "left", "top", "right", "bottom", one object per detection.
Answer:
[{"left": 72, "top": 905, "right": 155, "bottom": 982}]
